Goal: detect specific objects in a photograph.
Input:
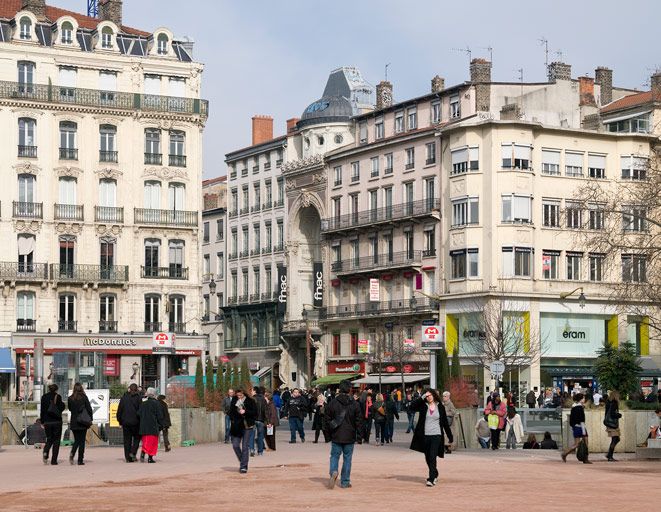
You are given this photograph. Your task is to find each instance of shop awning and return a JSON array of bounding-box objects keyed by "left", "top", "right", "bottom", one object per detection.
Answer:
[
  {"left": 352, "top": 373, "right": 429, "bottom": 385},
  {"left": 312, "top": 374, "right": 361, "bottom": 386},
  {"left": 254, "top": 367, "right": 272, "bottom": 379},
  {"left": 0, "top": 348, "right": 15, "bottom": 373}
]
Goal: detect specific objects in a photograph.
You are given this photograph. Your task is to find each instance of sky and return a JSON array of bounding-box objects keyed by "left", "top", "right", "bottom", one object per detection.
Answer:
[{"left": 55, "top": 0, "right": 661, "bottom": 178}]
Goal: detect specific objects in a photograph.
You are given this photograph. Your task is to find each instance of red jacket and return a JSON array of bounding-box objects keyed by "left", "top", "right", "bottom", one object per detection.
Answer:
[{"left": 484, "top": 400, "right": 507, "bottom": 429}]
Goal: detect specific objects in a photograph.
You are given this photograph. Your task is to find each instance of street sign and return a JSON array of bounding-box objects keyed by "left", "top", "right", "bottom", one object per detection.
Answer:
[
  {"left": 358, "top": 339, "right": 370, "bottom": 354},
  {"left": 369, "top": 278, "right": 380, "bottom": 302},
  {"left": 152, "top": 332, "right": 176, "bottom": 355},
  {"left": 421, "top": 319, "right": 437, "bottom": 326},
  {"left": 489, "top": 360, "right": 505, "bottom": 377},
  {"left": 384, "top": 322, "right": 394, "bottom": 330},
  {"left": 109, "top": 402, "right": 119, "bottom": 428},
  {"left": 84, "top": 389, "right": 109, "bottom": 424},
  {"left": 421, "top": 325, "right": 445, "bottom": 349}
]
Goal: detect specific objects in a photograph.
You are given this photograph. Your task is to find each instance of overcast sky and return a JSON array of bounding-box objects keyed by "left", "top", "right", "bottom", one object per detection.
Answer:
[{"left": 57, "top": 0, "right": 661, "bottom": 178}]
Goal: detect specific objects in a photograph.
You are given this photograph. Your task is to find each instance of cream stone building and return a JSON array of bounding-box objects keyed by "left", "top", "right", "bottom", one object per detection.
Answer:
[{"left": 0, "top": 0, "right": 208, "bottom": 399}]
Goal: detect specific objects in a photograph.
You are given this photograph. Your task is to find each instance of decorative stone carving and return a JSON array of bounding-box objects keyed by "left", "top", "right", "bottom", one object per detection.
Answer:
[
  {"left": 143, "top": 167, "right": 189, "bottom": 181},
  {"left": 55, "top": 223, "right": 82, "bottom": 235},
  {"left": 54, "top": 166, "right": 83, "bottom": 178},
  {"left": 312, "top": 171, "right": 327, "bottom": 184},
  {"left": 312, "top": 339, "right": 325, "bottom": 378},
  {"left": 95, "top": 224, "right": 123, "bottom": 237},
  {"left": 285, "top": 179, "right": 297, "bottom": 191},
  {"left": 301, "top": 191, "right": 312, "bottom": 208},
  {"left": 13, "top": 161, "right": 41, "bottom": 175},
  {"left": 281, "top": 154, "right": 324, "bottom": 173},
  {"left": 95, "top": 168, "right": 123, "bottom": 180},
  {"left": 285, "top": 241, "right": 299, "bottom": 256},
  {"left": 159, "top": 119, "right": 173, "bottom": 130},
  {"left": 12, "top": 220, "right": 41, "bottom": 234},
  {"left": 278, "top": 341, "right": 291, "bottom": 385},
  {"left": 450, "top": 231, "right": 465, "bottom": 246}
]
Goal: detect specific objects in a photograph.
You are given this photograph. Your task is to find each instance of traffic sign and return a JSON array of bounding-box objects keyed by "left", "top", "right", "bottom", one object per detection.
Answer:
[
  {"left": 152, "top": 332, "right": 176, "bottom": 355},
  {"left": 489, "top": 360, "right": 505, "bottom": 376},
  {"left": 421, "top": 325, "right": 445, "bottom": 349},
  {"left": 84, "top": 389, "right": 109, "bottom": 424}
]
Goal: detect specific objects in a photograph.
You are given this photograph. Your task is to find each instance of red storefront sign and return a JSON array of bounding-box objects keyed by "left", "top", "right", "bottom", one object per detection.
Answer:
[
  {"left": 327, "top": 361, "right": 366, "bottom": 375},
  {"left": 373, "top": 361, "right": 430, "bottom": 374},
  {"left": 103, "top": 355, "right": 120, "bottom": 376}
]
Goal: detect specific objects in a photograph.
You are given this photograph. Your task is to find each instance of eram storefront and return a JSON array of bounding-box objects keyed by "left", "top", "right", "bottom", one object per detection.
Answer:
[{"left": 10, "top": 332, "right": 205, "bottom": 399}]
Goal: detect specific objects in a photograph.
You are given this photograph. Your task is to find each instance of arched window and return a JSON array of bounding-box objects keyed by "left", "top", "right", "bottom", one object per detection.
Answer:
[
  {"left": 61, "top": 21, "right": 73, "bottom": 44},
  {"left": 17, "top": 291, "right": 36, "bottom": 331},
  {"left": 101, "top": 26, "right": 113, "bottom": 48},
  {"left": 19, "top": 17, "right": 31, "bottom": 40},
  {"left": 157, "top": 33, "right": 168, "bottom": 55},
  {"left": 144, "top": 294, "right": 160, "bottom": 331}
]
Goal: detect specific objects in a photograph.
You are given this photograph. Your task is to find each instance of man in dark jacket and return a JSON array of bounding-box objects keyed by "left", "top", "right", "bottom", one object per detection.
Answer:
[
  {"left": 526, "top": 389, "right": 537, "bottom": 408},
  {"left": 157, "top": 395, "right": 172, "bottom": 452},
  {"left": 229, "top": 387, "right": 257, "bottom": 473},
  {"left": 287, "top": 388, "right": 307, "bottom": 443},
  {"left": 251, "top": 387, "right": 267, "bottom": 456},
  {"left": 40, "top": 383, "right": 65, "bottom": 464},
  {"left": 116, "top": 383, "right": 142, "bottom": 462},
  {"left": 324, "top": 380, "right": 363, "bottom": 489},
  {"left": 222, "top": 389, "right": 235, "bottom": 443}
]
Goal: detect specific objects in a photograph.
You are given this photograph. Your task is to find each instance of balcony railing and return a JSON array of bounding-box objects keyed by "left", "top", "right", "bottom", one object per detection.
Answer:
[
  {"left": 251, "top": 204, "right": 261, "bottom": 212},
  {"left": 261, "top": 292, "right": 276, "bottom": 302},
  {"left": 321, "top": 198, "right": 441, "bottom": 233},
  {"left": 239, "top": 250, "right": 249, "bottom": 258},
  {"left": 225, "top": 336, "right": 280, "bottom": 350},
  {"left": 249, "top": 293, "right": 261, "bottom": 302},
  {"left": 262, "top": 201, "right": 273, "bottom": 210},
  {"left": 168, "top": 322, "right": 186, "bottom": 334},
  {"left": 324, "top": 297, "right": 436, "bottom": 320},
  {"left": 423, "top": 249, "right": 437, "bottom": 257},
  {"left": 13, "top": 201, "right": 43, "bottom": 219},
  {"left": 16, "top": 319, "right": 36, "bottom": 332},
  {"left": 54, "top": 203, "right": 84, "bottom": 221},
  {"left": 144, "top": 322, "right": 162, "bottom": 333},
  {"left": 261, "top": 246, "right": 272, "bottom": 254},
  {"left": 227, "top": 296, "right": 238, "bottom": 305},
  {"left": 95, "top": 206, "right": 124, "bottom": 223},
  {"left": 0, "top": 80, "right": 209, "bottom": 117},
  {"left": 18, "top": 145, "right": 37, "bottom": 158},
  {"left": 240, "top": 207, "right": 250, "bottom": 215},
  {"left": 229, "top": 209, "right": 238, "bottom": 218},
  {"left": 0, "top": 262, "right": 48, "bottom": 281},
  {"left": 229, "top": 252, "right": 238, "bottom": 260},
  {"left": 134, "top": 208, "right": 198, "bottom": 227},
  {"left": 58, "top": 320, "right": 77, "bottom": 332},
  {"left": 144, "top": 153, "right": 162, "bottom": 165},
  {"left": 99, "top": 150, "right": 118, "bottom": 163},
  {"left": 169, "top": 154, "right": 187, "bottom": 167},
  {"left": 141, "top": 266, "right": 189, "bottom": 279},
  {"left": 99, "top": 320, "right": 118, "bottom": 333},
  {"left": 238, "top": 294, "right": 249, "bottom": 303},
  {"left": 50, "top": 264, "right": 129, "bottom": 283},
  {"left": 275, "top": 198, "right": 284, "bottom": 207},
  {"left": 331, "top": 250, "right": 422, "bottom": 275},
  {"left": 59, "top": 147, "right": 78, "bottom": 160},
  {"left": 274, "top": 243, "right": 284, "bottom": 252}
]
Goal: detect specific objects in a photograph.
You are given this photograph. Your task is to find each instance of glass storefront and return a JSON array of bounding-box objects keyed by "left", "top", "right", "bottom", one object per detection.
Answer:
[{"left": 540, "top": 313, "right": 609, "bottom": 357}]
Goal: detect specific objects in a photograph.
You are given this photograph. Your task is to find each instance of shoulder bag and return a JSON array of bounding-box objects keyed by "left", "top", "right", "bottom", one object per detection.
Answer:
[
  {"left": 47, "top": 396, "right": 62, "bottom": 418},
  {"left": 78, "top": 405, "right": 93, "bottom": 428}
]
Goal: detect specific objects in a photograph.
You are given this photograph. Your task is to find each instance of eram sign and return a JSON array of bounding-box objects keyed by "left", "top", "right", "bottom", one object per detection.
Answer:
[
  {"left": 421, "top": 325, "right": 445, "bottom": 350},
  {"left": 152, "top": 332, "right": 176, "bottom": 354}
]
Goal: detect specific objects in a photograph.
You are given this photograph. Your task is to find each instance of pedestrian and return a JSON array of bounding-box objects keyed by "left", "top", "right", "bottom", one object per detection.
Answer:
[
  {"left": 19, "top": 418, "right": 46, "bottom": 448},
  {"left": 157, "top": 395, "right": 171, "bottom": 452},
  {"left": 286, "top": 388, "right": 307, "bottom": 443},
  {"left": 117, "top": 383, "right": 142, "bottom": 462},
  {"left": 371, "top": 393, "right": 387, "bottom": 445},
  {"left": 138, "top": 387, "right": 163, "bottom": 463},
  {"left": 313, "top": 394, "right": 329, "bottom": 443},
  {"left": 222, "top": 388, "right": 235, "bottom": 444},
  {"left": 442, "top": 391, "right": 456, "bottom": 453},
  {"left": 281, "top": 387, "right": 291, "bottom": 416},
  {"left": 561, "top": 393, "right": 591, "bottom": 464},
  {"left": 526, "top": 388, "right": 537, "bottom": 408},
  {"left": 523, "top": 433, "right": 540, "bottom": 449},
  {"left": 504, "top": 408, "right": 524, "bottom": 449},
  {"left": 403, "top": 390, "right": 416, "bottom": 433},
  {"left": 251, "top": 386, "right": 267, "bottom": 456},
  {"left": 475, "top": 415, "right": 490, "bottom": 449},
  {"left": 484, "top": 393, "right": 506, "bottom": 450},
  {"left": 536, "top": 389, "right": 544, "bottom": 408},
  {"left": 604, "top": 390, "right": 622, "bottom": 462},
  {"left": 409, "top": 389, "right": 453, "bottom": 487},
  {"left": 264, "top": 391, "right": 279, "bottom": 451},
  {"left": 359, "top": 389, "right": 373, "bottom": 443},
  {"left": 384, "top": 393, "right": 399, "bottom": 444},
  {"left": 539, "top": 431, "right": 558, "bottom": 449},
  {"left": 67, "top": 382, "right": 93, "bottom": 465},
  {"left": 324, "top": 379, "right": 363, "bottom": 489},
  {"left": 272, "top": 388, "right": 282, "bottom": 418},
  {"left": 229, "top": 387, "right": 256, "bottom": 473},
  {"left": 40, "top": 383, "right": 65, "bottom": 465}
]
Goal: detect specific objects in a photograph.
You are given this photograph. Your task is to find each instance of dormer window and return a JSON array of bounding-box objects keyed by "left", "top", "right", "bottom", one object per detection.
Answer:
[
  {"left": 157, "top": 33, "right": 169, "bottom": 55},
  {"left": 19, "top": 17, "right": 31, "bottom": 40},
  {"left": 61, "top": 22, "right": 74, "bottom": 44},
  {"left": 101, "top": 26, "right": 113, "bottom": 49}
]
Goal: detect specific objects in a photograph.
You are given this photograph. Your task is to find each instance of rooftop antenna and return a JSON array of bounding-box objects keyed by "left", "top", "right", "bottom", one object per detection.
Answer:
[
  {"left": 517, "top": 68, "right": 524, "bottom": 105},
  {"left": 87, "top": 0, "right": 99, "bottom": 17},
  {"left": 452, "top": 46, "right": 472, "bottom": 66},
  {"left": 479, "top": 46, "right": 493, "bottom": 63},
  {"left": 385, "top": 63, "right": 391, "bottom": 82},
  {"left": 538, "top": 37, "right": 549, "bottom": 79},
  {"left": 555, "top": 50, "right": 564, "bottom": 61}
]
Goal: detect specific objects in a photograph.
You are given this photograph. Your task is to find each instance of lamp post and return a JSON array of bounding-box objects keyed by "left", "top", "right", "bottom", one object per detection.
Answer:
[{"left": 559, "top": 287, "right": 586, "bottom": 308}]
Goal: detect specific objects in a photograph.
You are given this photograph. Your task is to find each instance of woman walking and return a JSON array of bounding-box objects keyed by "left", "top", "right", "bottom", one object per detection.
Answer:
[
  {"left": 371, "top": 393, "right": 387, "bottom": 445},
  {"left": 504, "top": 408, "right": 524, "bottom": 449},
  {"left": 67, "top": 383, "right": 93, "bottom": 465},
  {"left": 313, "top": 394, "right": 329, "bottom": 443},
  {"left": 384, "top": 393, "right": 399, "bottom": 444},
  {"left": 604, "top": 390, "right": 622, "bottom": 462},
  {"left": 157, "top": 395, "right": 172, "bottom": 452},
  {"left": 138, "top": 388, "right": 163, "bottom": 463},
  {"left": 561, "top": 393, "right": 591, "bottom": 464},
  {"left": 264, "top": 391, "right": 279, "bottom": 451},
  {"left": 229, "top": 387, "right": 257, "bottom": 473},
  {"left": 484, "top": 393, "right": 506, "bottom": 450},
  {"left": 442, "top": 391, "right": 456, "bottom": 453},
  {"left": 40, "top": 383, "right": 65, "bottom": 465},
  {"left": 409, "top": 389, "right": 453, "bottom": 487}
]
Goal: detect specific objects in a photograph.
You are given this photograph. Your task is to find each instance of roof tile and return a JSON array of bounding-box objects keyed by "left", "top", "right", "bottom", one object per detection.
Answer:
[{"left": 601, "top": 90, "right": 661, "bottom": 113}]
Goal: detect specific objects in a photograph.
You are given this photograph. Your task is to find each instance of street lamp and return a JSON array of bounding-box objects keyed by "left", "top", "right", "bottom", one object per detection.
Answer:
[
  {"left": 131, "top": 361, "right": 139, "bottom": 381},
  {"left": 559, "top": 287, "right": 586, "bottom": 308}
]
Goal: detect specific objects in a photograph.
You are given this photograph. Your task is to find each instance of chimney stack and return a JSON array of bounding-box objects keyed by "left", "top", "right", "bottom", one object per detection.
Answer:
[
  {"left": 376, "top": 80, "right": 393, "bottom": 109},
  {"left": 578, "top": 76, "right": 596, "bottom": 107},
  {"left": 21, "top": 0, "right": 46, "bottom": 17},
  {"left": 431, "top": 75, "right": 445, "bottom": 93},
  {"left": 651, "top": 72, "right": 661, "bottom": 100},
  {"left": 548, "top": 62, "right": 572, "bottom": 82},
  {"left": 595, "top": 67, "right": 613, "bottom": 105},
  {"left": 286, "top": 118, "right": 300, "bottom": 134},
  {"left": 470, "top": 58, "right": 492, "bottom": 112},
  {"left": 99, "top": 0, "right": 123, "bottom": 26},
  {"left": 251, "top": 115, "right": 273, "bottom": 146}
]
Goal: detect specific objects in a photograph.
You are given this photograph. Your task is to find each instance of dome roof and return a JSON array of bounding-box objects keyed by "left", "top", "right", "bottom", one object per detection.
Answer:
[{"left": 299, "top": 95, "right": 353, "bottom": 128}]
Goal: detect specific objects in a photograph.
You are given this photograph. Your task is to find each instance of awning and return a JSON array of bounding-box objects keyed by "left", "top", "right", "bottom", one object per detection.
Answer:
[
  {"left": 352, "top": 373, "right": 429, "bottom": 385},
  {"left": 312, "top": 374, "right": 361, "bottom": 386},
  {"left": 639, "top": 357, "right": 661, "bottom": 377},
  {"left": 254, "top": 367, "right": 272, "bottom": 379},
  {"left": 0, "top": 348, "right": 15, "bottom": 373}
]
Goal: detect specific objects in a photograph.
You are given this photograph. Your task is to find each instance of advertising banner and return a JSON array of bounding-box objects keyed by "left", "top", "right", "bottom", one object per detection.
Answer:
[
  {"left": 313, "top": 261, "right": 324, "bottom": 307},
  {"left": 277, "top": 265, "right": 287, "bottom": 314}
]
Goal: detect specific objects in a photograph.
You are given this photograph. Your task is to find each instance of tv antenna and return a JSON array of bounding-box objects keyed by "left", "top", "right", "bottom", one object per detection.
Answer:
[
  {"left": 385, "top": 63, "right": 391, "bottom": 81},
  {"left": 479, "top": 46, "right": 493, "bottom": 63},
  {"left": 452, "top": 46, "right": 472, "bottom": 65},
  {"left": 538, "top": 37, "right": 549, "bottom": 78},
  {"left": 555, "top": 50, "right": 564, "bottom": 61}
]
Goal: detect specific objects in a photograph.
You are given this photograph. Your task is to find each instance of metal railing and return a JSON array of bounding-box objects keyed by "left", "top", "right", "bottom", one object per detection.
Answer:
[
  {"left": 99, "top": 320, "right": 118, "bottom": 332},
  {"left": 240, "top": 207, "right": 250, "bottom": 215},
  {"left": 229, "top": 252, "right": 238, "bottom": 260},
  {"left": 134, "top": 208, "right": 198, "bottom": 227},
  {"left": 275, "top": 198, "right": 285, "bottom": 207},
  {"left": 18, "top": 145, "right": 37, "bottom": 158},
  {"left": 13, "top": 201, "right": 43, "bottom": 219},
  {"left": 0, "top": 80, "right": 209, "bottom": 117},
  {"left": 262, "top": 246, "right": 272, "bottom": 254},
  {"left": 249, "top": 293, "right": 261, "bottom": 302},
  {"left": 238, "top": 294, "right": 249, "bottom": 303},
  {"left": 229, "top": 209, "right": 238, "bottom": 218},
  {"left": 227, "top": 296, "right": 238, "bottom": 305},
  {"left": 263, "top": 200, "right": 273, "bottom": 210},
  {"left": 261, "top": 292, "right": 276, "bottom": 302},
  {"left": 168, "top": 322, "right": 186, "bottom": 334},
  {"left": 54, "top": 203, "right": 84, "bottom": 221},
  {"left": 58, "top": 320, "right": 77, "bottom": 332},
  {"left": 16, "top": 319, "right": 36, "bottom": 332},
  {"left": 59, "top": 147, "right": 78, "bottom": 160},
  {"left": 0, "top": 262, "right": 48, "bottom": 281},
  {"left": 239, "top": 250, "right": 249, "bottom": 258},
  {"left": 144, "top": 322, "right": 162, "bottom": 333},
  {"left": 322, "top": 198, "right": 440, "bottom": 233},
  {"left": 225, "top": 336, "right": 280, "bottom": 350},
  {"left": 99, "top": 150, "right": 118, "bottom": 163},
  {"left": 144, "top": 153, "right": 162, "bottom": 165},
  {"left": 332, "top": 250, "right": 422, "bottom": 275},
  {"left": 141, "top": 266, "right": 189, "bottom": 279},
  {"left": 50, "top": 264, "right": 129, "bottom": 283},
  {"left": 169, "top": 154, "right": 187, "bottom": 167},
  {"left": 423, "top": 249, "right": 436, "bottom": 257},
  {"left": 274, "top": 243, "right": 284, "bottom": 252},
  {"left": 324, "top": 297, "right": 436, "bottom": 319},
  {"left": 251, "top": 204, "right": 261, "bottom": 212},
  {"left": 95, "top": 206, "right": 124, "bottom": 223}
]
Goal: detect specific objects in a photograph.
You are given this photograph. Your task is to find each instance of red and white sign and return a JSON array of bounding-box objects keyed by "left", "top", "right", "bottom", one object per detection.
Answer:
[
  {"left": 152, "top": 332, "right": 176, "bottom": 354},
  {"left": 369, "top": 278, "right": 380, "bottom": 302},
  {"left": 103, "top": 355, "right": 120, "bottom": 376},
  {"left": 404, "top": 338, "right": 415, "bottom": 352},
  {"left": 357, "top": 339, "right": 370, "bottom": 354},
  {"left": 421, "top": 325, "right": 445, "bottom": 349},
  {"left": 220, "top": 355, "right": 230, "bottom": 363}
]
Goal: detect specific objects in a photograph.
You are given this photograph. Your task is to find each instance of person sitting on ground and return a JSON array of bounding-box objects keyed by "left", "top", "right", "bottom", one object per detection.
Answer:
[
  {"left": 539, "top": 431, "right": 558, "bottom": 450},
  {"left": 475, "top": 415, "right": 490, "bottom": 449},
  {"left": 19, "top": 418, "right": 46, "bottom": 448},
  {"left": 522, "top": 433, "right": 540, "bottom": 449}
]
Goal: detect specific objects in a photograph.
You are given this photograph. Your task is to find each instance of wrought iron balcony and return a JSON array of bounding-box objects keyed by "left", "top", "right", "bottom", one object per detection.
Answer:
[
  {"left": 225, "top": 336, "right": 279, "bottom": 350},
  {"left": 239, "top": 250, "right": 249, "bottom": 258},
  {"left": 99, "top": 150, "right": 118, "bottom": 163},
  {"left": 95, "top": 206, "right": 124, "bottom": 223},
  {"left": 229, "top": 252, "right": 238, "bottom": 260},
  {"left": 250, "top": 248, "right": 261, "bottom": 256},
  {"left": 229, "top": 209, "right": 238, "bottom": 218},
  {"left": 168, "top": 322, "right": 186, "bottom": 334},
  {"left": 275, "top": 198, "right": 285, "bottom": 207},
  {"left": 261, "top": 246, "right": 272, "bottom": 254},
  {"left": 50, "top": 264, "right": 129, "bottom": 283},
  {"left": 274, "top": 243, "right": 284, "bottom": 252},
  {"left": 169, "top": 154, "right": 187, "bottom": 167},
  {"left": 99, "top": 320, "right": 118, "bottom": 333},
  {"left": 144, "top": 322, "right": 162, "bottom": 333},
  {"left": 16, "top": 319, "right": 36, "bottom": 332},
  {"left": 58, "top": 320, "right": 77, "bottom": 332},
  {"left": 321, "top": 198, "right": 441, "bottom": 234},
  {"left": 54, "top": 203, "right": 84, "bottom": 221},
  {"left": 261, "top": 292, "right": 277, "bottom": 302},
  {"left": 13, "top": 201, "right": 43, "bottom": 219},
  {"left": 0, "top": 80, "right": 209, "bottom": 117},
  {"left": 144, "top": 153, "right": 162, "bottom": 165},
  {"left": 239, "top": 207, "right": 250, "bottom": 215},
  {"left": 423, "top": 249, "right": 437, "bottom": 257},
  {"left": 251, "top": 204, "right": 261, "bottom": 212},
  {"left": 249, "top": 293, "right": 261, "bottom": 302},
  {"left": 134, "top": 208, "right": 198, "bottom": 227},
  {"left": 227, "top": 296, "right": 238, "bottom": 305},
  {"left": 331, "top": 250, "right": 422, "bottom": 276},
  {"left": 262, "top": 200, "right": 273, "bottom": 210},
  {"left": 18, "top": 145, "right": 37, "bottom": 158},
  {"left": 59, "top": 147, "right": 78, "bottom": 160},
  {"left": 0, "top": 262, "right": 48, "bottom": 281},
  {"left": 324, "top": 297, "right": 436, "bottom": 320},
  {"left": 141, "top": 266, "right": 189, "bottom": 279},
  {"left": 238, "top": 294, "right": 249, "bottom": 303}
]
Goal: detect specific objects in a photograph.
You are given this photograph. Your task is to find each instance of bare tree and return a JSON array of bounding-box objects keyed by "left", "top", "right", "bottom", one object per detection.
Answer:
[
  {"left": 572, "top": 154, "right": 661, "bottom": 335},
  {"left": 368, "top": 327, "right": 421, "bottom": 395}
]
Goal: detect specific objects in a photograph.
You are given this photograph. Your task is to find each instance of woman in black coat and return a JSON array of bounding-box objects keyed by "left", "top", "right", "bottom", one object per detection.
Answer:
[
  {"left": 67, "top": 382, "right": 93, "bottom": 465},
  {"left": 40, "top": 383, "right": 65, "bottom": 465},
  {"left": 604, "top": 390, "right": 622, "bottom": 462},
  {"left": 138, "top": 388, "right": 164, "bottom": 463},
  {"left": 157, "top": 395, "right": 172, "bottom": 452},
  {"left": 409, "top": 388, "right": 453, "bottom": 487}
]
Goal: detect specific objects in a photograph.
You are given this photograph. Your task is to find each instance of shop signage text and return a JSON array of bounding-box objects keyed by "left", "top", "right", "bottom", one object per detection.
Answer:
[
  {"left": 83, "top": 337, "right": 137, "bottom": 347},
  {"left": 313, "top": 262, "right": 324, "bottom": 307}
]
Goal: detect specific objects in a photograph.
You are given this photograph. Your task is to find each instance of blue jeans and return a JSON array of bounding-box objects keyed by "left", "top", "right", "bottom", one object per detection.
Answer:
[
  {"left": 375, "top": 421, "right": 385, "bottom": 443},
  {"left": 289, "top": 417, "right": 305, "bottom": 442},
  {"left": 478, "top": 437, "right": 490, "bottom": 449},
  {"left": 231, "top": 429, "right": 252, "bottom": 471},
  {"left": 224, "top": 414, "right": 231, "bottom": 442},
  {"left": 251, "top": 421, "right": 265, "bottom": 454},
  {"left": 406, "top": 412, "right": 415, "bottom": 432},
  {"left": 330, "top": 442, "right": 354, "bottom": 487},
  {"left": 386, "top": 419, "right": 394, "bottom": 442}
]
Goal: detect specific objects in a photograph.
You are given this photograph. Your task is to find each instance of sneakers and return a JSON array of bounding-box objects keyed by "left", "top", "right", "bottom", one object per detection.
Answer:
[
  {"left": 329, "top": 471, "right": 338, "bottom": 490},
  {"left": 239, "top": 468, "right": 248, "bottom": 474},
  {"left": 433, "top": 478, "right": 438, "bottom": 485},
  {"left": 426, "top": 480, "right": 434, "bottom": 487},
  {"left": 42, "top": 452, "right": 48, "bottom": 465},
  {"left": 250, "top": 450, "right": 255, "bottom": 457},
  {"left": 340, "top": 483, "right": 352, "bottom": 489}
]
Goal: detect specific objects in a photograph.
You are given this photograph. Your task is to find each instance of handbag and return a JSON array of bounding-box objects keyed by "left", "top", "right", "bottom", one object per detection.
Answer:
[
  {"left": 487, "top": 414, "right": 500, "bottom": 429},
  {"left": 47, "top": 398, "right": 62, "bottom": 419},
  {"left": 78, "top": 407, "right": 93, "bottom": 428},
  {"left": 576, "top": 438, "right": 588, "bottom": 462}
]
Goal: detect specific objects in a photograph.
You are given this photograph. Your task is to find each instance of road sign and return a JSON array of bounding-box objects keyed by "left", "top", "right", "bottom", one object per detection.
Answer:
[
  {"left": 421, "top": 325, "right": 445, "bottom": 349},
  {"left": 384, "top": 322, "right": 394, "bottom": 330},
  {"left": 85, "top": 389, "right": 109, "bottom": 424},
  {"left": 152, "top": 332, "right": 176, "bottom": 355},
  {"left": 421, "top": 319, "right": 437, "bottom": 326},
  {"left": 489, "top": 360, "right": 505, "bottom": 377}
]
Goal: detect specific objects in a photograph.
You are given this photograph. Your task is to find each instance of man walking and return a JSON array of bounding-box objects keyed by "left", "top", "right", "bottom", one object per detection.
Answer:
[
  {"left": 117, "top": 383, "right": 142, "bottom": 462},
  {"left": 325, "top": 380, "right": 363, "bottom": 489},
  {"left": 223, "top": 389, "right": 234, "bottom": 444},
  {"left": 526, "top": 388, "right": 537, "bottom": 409},
  {"left": 251, "top": 387, "right": 267, "bottom": 456},
  {"left": 287, "top": 388, "right": 307, "bottom": 443},
  {"left": 229, "top": 388, "right": 256, "bottom": 473}
]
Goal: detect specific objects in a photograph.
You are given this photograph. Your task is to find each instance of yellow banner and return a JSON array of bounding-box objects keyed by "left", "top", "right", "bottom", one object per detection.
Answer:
[{"left": 109, "top": 402, "right": 119, "bottom": 427}]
